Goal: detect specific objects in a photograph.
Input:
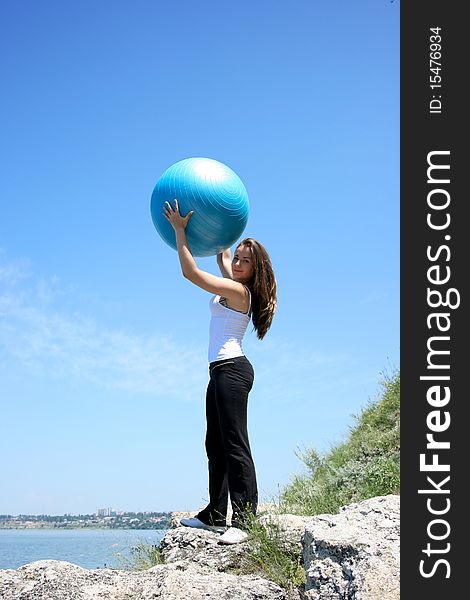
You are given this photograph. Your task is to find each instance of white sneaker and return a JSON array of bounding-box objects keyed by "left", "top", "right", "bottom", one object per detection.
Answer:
[
  {"left": 218, "top": 527, "right": 248, "bottom": 545},
  {"left": 180, "top": 517, "right": 225, "bottom": 533}
]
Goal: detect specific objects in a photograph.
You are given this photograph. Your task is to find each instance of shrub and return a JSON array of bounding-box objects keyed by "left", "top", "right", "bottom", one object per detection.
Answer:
[
  {"left": 114, "top": 538, "right": 164, "bottom": 570},
  {"left": 281, "top": 370, "right": 400, "bottom": 515}
]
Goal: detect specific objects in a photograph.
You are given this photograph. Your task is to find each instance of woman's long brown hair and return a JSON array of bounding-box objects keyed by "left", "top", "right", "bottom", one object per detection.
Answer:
[{"left": 236, "top": 238, "right": 277, "bottom": 340}]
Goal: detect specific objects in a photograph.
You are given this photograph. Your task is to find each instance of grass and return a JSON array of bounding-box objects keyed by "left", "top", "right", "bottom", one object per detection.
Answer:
[
  {"left": 114, "top": 537, "right": 164, "bottom": 570},
  {"left": 281, "top": 370, "right": 400, "bottom": 515},
  {"left": 239, "top": 512, "right": 306, "bottom": 593},
  {"left": 236, "top": 370, "right": 400, "bottom": 591}
]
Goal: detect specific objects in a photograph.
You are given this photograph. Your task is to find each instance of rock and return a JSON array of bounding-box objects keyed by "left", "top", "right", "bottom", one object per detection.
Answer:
[
  {"left": 169, "top": 508, "right": 209, "bottom": 529},
  {"left": 0, "top": 558, "right": 287, "bottom": 600},
  {"left": 160, "top": 526, "right": 247, "bottom": 571},
  {"left": 258, "top": 513, "right": 311, "bottom": 552},
  {"left": 302, "top": 495, "right": 400, "bottom": 600},
  {"left": 160, "top": 525, "right": 302, "bottom": 600},
  {"left": 0, "top": 495, "right": 400, "bottom": 600}
]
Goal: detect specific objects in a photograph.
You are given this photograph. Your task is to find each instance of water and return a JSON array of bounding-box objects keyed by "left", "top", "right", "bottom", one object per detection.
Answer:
[{"left": 0, "top": 528, "right": 167, "bottom": 570}]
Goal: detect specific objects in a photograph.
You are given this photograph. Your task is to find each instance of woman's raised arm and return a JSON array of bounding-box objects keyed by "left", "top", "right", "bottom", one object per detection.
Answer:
[
  {"left": 163, "top": 199, "right": 246, "bottom": 305},
  {"left": 217, "top": 249, "right": 233, "bottom": 279}
]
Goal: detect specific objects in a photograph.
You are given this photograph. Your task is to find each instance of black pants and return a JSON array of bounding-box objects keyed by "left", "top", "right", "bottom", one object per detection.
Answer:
[{"left": 196, "top": 355, "right": 258, "bottom": 529}]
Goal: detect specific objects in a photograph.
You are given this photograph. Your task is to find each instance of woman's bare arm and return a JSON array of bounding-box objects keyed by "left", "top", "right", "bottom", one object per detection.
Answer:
[
  {"left": 163, "top": 200, "right": 247, "bottom": 305},
  {"left": 217, "top": 249, "right": 233, "bottom": 279}
]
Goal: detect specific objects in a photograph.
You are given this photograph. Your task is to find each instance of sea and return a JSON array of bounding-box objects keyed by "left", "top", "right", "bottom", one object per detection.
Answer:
[{"left": 0, "top": 528, "right": 167, "bottom": 571}]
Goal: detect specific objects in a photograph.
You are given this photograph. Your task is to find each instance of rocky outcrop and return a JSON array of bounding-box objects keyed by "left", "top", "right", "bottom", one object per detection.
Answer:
[
  {"left": 258, "top": 513, "right": 311, "bottom": 552},
  {"left": 302, "top": 495, "right": 400, "bottom": 600},
  {"left": 159, "top": 526, "right": 247, "bottom": 571},
  {"left": 0, "top": 495, "right": 399, "bottom": 600},
  {"left": 0, "top": 558, "right": 286, "bottom": 599}
]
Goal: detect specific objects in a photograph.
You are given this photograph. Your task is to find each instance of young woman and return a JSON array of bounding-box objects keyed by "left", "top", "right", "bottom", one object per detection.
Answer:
[{"left": 163, "top": 198, "right": 277, "bottom": 544}]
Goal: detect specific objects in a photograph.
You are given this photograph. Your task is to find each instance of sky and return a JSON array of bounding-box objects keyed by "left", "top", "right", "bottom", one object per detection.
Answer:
[{"left": 0, "top": 0, "right": 399, "bottom": 516}]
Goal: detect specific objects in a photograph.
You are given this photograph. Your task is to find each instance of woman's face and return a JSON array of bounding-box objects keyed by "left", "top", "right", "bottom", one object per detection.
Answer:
[{"left": 231, "top": 245, "right": 254, "bottom": 283}]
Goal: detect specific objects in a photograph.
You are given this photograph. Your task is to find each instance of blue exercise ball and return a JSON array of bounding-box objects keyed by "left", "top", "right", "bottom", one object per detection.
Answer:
[{"left": 150, "top": 157, "right": 249, "bottom": 257}]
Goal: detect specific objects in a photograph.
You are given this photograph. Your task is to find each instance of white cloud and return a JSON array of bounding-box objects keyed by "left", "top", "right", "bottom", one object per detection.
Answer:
[
  {"left": 0, "top": 252, "right": 31, "bottom": 286},
  {"left": 0, "top": 255, "right": 207, "bottom": 400}
]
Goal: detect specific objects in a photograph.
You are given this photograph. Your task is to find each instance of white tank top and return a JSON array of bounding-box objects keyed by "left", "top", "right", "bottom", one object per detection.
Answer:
[{"left": 208, "top": 287, "right": 251, "bottom": 363}]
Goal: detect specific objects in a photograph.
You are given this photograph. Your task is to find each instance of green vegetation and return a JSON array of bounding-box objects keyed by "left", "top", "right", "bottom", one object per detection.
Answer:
[
  {"left": 233, "top": 371, "right": 400, "bottom": 591},
  {"left": 281, "top": 370, "right": 400, "bottom": 515},
  {"left": 240, "top": 513, "right": 305, "bottom": 593},
  {"left": 114, "top": 538, "right": 164, "bottom": 570}
]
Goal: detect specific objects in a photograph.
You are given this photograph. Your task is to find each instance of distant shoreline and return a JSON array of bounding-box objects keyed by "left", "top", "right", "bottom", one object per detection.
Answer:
[
  {"left": 0, "top": 512, "right": 171, "bottom": 531},
  {"left": 0, "top": 525, "right": 168, "bottom": 530}
]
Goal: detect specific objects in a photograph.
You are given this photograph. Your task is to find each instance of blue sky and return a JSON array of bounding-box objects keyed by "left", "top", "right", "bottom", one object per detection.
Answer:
[{"left": 0, "top": 1, "right": 399, "bottom": 515}]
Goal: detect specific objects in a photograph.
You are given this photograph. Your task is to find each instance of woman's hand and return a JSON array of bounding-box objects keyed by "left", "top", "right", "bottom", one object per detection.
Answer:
[{"left": 163, "top": 199, "right": 193, "bottom": 231}]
